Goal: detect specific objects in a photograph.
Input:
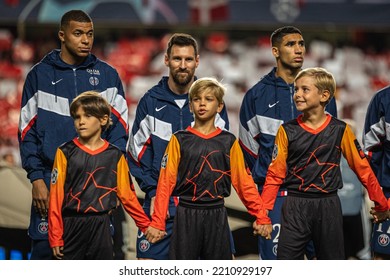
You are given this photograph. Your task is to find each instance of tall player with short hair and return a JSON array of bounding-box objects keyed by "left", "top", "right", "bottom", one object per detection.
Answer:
[
  {"left": 239, "top": 26, "right": 338, "bottom": 259},
  {"left": 18, "top": 10, "right": 128, "bottom": 259}
]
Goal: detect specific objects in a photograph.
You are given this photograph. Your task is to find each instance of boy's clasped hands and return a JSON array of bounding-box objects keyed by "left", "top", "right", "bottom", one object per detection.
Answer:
[
  {"left": 144, "top": 206, "right": 390, "bottom": 245},
  {"left": 370, "top": 207, "right": 390, "bottom": 223},
  {"left": 145, "top": 226, "right": 167, "bottom": 244},
  {"left": 144, "top": 223, "right": 273, "bottom": 244},
  {"left": 252, "top": 222, "right": 273, "bottom": 240}
]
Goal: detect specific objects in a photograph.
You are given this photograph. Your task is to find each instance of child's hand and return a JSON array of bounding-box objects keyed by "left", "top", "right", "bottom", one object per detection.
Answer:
[
  {"left": 262, "top": 224, "right": 273, "bottom": 240},
  {"left": 252, "top": 221, "right": 272, "bottom": 240},
  {"left": 52, "top": 246, "right": 64, "bottom": 259},
  {"left": 370, "top": 208, "right": 390, "bottom": 223},
  {"left": 145, "top": 226, "right": 167, "bottom": 243}
]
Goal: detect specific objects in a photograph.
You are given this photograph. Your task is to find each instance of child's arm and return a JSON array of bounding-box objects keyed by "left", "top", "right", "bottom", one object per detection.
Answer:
[
  {"left": 117, "top": 155, "right": 151, "bottom": 233},
  {"left": 341, "top": 124, "right": 388, "bottom": 212},
  {"left": 48, "top": 148, "right": 67, "bottom": 251},
  {"left": 229, "top": 140, "right": 270, "bottom": 225},
  {"left": 150, "top": 135, "right": 181, "bottom": 231},
  {"left": 261, "top": 126, "right": 289, "bottom": 210}
]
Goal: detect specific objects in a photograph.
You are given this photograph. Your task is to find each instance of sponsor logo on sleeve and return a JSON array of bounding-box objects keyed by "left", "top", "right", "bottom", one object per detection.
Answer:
[
  {"left": 51, "top": 168, "right": 58, "bottom": 184},
  {"left": 161, "top": 153, "right": 168, "bottom": 169},
  {"left": 272, "top": 144, "right": 278, "bottom": 161}
]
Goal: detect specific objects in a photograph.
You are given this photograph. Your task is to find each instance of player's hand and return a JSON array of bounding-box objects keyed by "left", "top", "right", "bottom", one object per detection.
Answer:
[
  {"left": 32, "top": 179, "right": 49, "bottom": 219},
  {"left": 253, "top": 222, "right": 272, "bottom": 240},
  {"left": 52, "top": 246, "right": 64, "bottom": 259},
  {"left": 145, "top": 226, "right": 167, "bottom": 243},
  {"left": 262, "top": 224, "right": 273, "bottom": 240},
  {"left": 370, "top": 208, "right": 390, "bottom": 223}
]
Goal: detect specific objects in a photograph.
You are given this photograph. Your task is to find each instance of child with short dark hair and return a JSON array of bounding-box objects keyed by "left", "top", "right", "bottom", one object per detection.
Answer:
[
  {"left": 48, "top": 91, "right": 150, "bottom": 259},
  {"left": 260, "top": 67, "right": 389, "bottom": 259},
  {"left": 145, "top": 77, "right": 272, "bottom": 259}
]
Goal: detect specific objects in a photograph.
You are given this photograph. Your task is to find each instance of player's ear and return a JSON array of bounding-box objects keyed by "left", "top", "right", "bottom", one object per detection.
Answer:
[
  {"left": 217, "top": 102, "right": 224, "bottom": 113},
  {"left": 58, "top": 30, "right": 65, "bottom": 43},
  {"left": 321, "top": 90, "right": 331, "bottom": 103},
  {"left": 272, "top": 46, "right": 279, "bottom": 58},
  {"left": 164, "top": 53, "right": 169, "bottom": 67},
  {"left": 100, "top": 114, "right": 109, "bottom": 127}
]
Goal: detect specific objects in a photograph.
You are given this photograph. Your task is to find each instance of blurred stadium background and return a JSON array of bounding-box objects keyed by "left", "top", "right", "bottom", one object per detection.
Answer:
[{"left": 1, "top": 0, "right": 389, "bottom": 259}]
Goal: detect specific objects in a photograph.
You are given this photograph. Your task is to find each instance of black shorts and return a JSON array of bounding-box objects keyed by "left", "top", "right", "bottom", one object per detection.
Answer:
[
  {"left": 277, "top": 194, "right": 344, "bottom": 260},
  {"left": 169, "top": 204, "right": 232, "bottom": 260},
  {"left": 62, "top": 213, "right": 113, "bottom": 259},
  {"left": 343, "top": 213, "right": 364, "bottom": 259}
]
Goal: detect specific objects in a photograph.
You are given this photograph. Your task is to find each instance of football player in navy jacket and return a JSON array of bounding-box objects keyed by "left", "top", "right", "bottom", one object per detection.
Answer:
[
  {"left": 18, "top": 10, "right": 128, "bottom": 259},
  {"left": 239, "top": 26, "right": 337, "bottom": 260}
]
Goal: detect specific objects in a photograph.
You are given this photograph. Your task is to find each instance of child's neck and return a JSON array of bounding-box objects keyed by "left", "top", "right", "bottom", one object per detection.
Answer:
[
  {"left": 301, "top": 111, "right": 328, "bottom": 130},
  {"left": 192, "top": 122, "right": 217, "bottom": 135},
  {"left": 78, "top": 136, "right": 105, "bottom": 151}
]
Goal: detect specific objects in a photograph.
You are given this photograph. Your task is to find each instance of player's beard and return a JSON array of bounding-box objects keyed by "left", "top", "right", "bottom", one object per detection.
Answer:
[
  {"left": 280, "top": 58, "right": 303, "bottom": 72},
  {"left": 172, "top": 71, "right": 193, "bottom": 87}
]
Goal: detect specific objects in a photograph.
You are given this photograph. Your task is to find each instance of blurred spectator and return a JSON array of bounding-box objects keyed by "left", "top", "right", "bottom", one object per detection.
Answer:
[{"left": 1, "top": 151, "right": 16, "bottom": 167}]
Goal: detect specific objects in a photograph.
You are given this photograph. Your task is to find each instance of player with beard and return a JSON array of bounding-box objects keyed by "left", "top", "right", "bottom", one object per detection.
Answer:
[{"left": 127, "top": 33, "right": 229, "bottom": 259}]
